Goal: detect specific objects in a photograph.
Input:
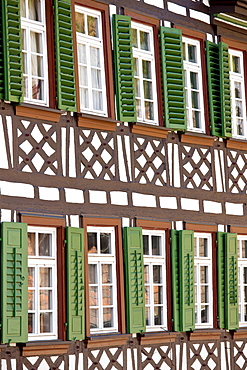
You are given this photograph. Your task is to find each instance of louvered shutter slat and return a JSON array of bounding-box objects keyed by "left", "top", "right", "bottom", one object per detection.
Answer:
[
  {"left": 112, "top": 15, "right": 136, "bottom": 122},
  {"left": 54, "top": 0, "right": 77, "bottom": 111},
  {"left": 225, "top": 233, "right": 238, "bottom": 330},
  {"left": 171, "top": 230, "right": 180, "bottom": 331},
  {"left": 1, "top": 222, "right": 28, "bottom": 343},
  {"left": 219, "top": 42, "right": 232, "bottom": 138},
  {"left": 66, "top": 227, "right": 85, "bottom": 340},
  {"left": 160, "top": 27, "right": 186, "bottom": 130},
  {"left": 124, "top": 227, "right": 146, "bottom": 333}
]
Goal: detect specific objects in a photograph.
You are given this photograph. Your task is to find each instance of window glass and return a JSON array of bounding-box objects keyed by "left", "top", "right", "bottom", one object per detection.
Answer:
[
  {"left": 132, "top": 22, "right": 158, "bottom": 125},
  {"left": 87, "top": 226, "right": 117, "bottom": 333},
  {"left": 229, "top": 49, "right": 247, "bottom": 138},
  {"left": 194, "top": 233, "right": 213, "bottom": 328},
  {"left": 143, "top": 230, "right": 166, "bottom": 330},
  {"left": 183, "top": 37, "right": 205, "bottom": 133},
  {"left": 75, "top": 6, "right": 107, "bottom": 116},
  {"left": 28, "top": 226, "right": 57, "bottom": 340}
]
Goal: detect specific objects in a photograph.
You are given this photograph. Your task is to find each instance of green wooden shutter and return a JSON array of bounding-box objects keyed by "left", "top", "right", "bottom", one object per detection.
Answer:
[
  {"left": 219, "top": 42, "right": 232, "bottom": 138},
  {"left": 123, "top": 227, "right": 146, "bottom": 333},
  {"left": 206, "top": 41, "right": 232, "bottom": 138},
  {"left": 217, "top": 232, "right": 226, "bottom": 329},
  {"left": 2, "top": 0, "right": 23, "bottom": 102},
  {"left": 225, "top": 233, "right": 238, "bottom": 330},
  {"left": 160, "top": 27, "right": 186, "bottom": 130},
  {"left": 54, "top": 0, "right": 77, "bottom": 111},
  {"left": 66, "top": 227, "right": 85, "bottom": 340},
  {"left": 171, "top": 230, "right": 180, "bottom": 331},
  {"left": 112, "top": 15, "right": 136, "bottom": 122},
  {"left": 179, "top": 230, "right": 195, "bottom": 331},
  {"left": 1, "top": 222, "right": 28, "bottom": 343}
]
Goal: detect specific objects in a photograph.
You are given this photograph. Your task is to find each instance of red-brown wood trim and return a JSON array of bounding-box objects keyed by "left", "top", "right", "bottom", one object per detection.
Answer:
[
  {"left": 175, "top": 26, "right": 206, "bottom": 41},
  {"left": 15, "top": 105, "right": 61, "bottom": 122},
  {"left": 135, "top": 219, "right": 172, "bottom": 230},
  {"left": 230, "top": 226, "right": 247, "bottom": 234},
  {"left": 185, "top": 223, "right": 218, "bottom": 232},
  {"left": 85, "top": 334, "right": 130, "bottom": 348},
  {"left": 124, "top": 10, "right": 163, "bottom": 127},
  {"left": 74, "top": 0, "right": 115, "bottom": 119},
  {"left": 78, "top": 115, "right": 117, "bottom": 131},
  {"left": 139, "top": 332, "right": 177, "bottom": 345},
  {"left": 21, "top": 215, "right": 66, "bottom": 227},
  {"left": 45, "top": 0, "right": 56, "bottom": 109},
  {"left": 82, "top": 217, "right": 125, "bottom": 337},
  {"left": 189, "top": 329, "right": 221, "bottom": 341},
  {"left": 131, "top": 123, "right": 169, "bottom": 139},
  {"left": 226, "top": 138, "right": 247, "bottom": 150},
  {"left": 181, "top": 133, "right": 215, "bottom": 146},
  {"left": 22, "top": 342, "right": 70, "bottom": 356},
  {"left": 233, "top": 329, "right": 247, "bottom": 339}
]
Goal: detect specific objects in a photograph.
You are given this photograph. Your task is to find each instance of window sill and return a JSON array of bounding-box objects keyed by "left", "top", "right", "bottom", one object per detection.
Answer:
[
  {"left": 85, "top": 334, "right": 130, "bottom": 348},
  {"left": 131, "top": 122, "right": 169, "bottom": 139},
  {"left": 21, "top": 340, "right": 71, "bottom": 356},
  {"left": 189, "top": 329, "right": 221, "bottom": 341},
  {"left": 181, "top": 132, "right": 215, "bottom": 146},
  {"left": 15, "top": 104, "right": 61, "bottom": 123},
  {"left": 78, "top": 113, "right": 119, "bottom": 131},
  {"left": 226, "top": 138, "right": 247, "bottom": 150},
  {"left": 138, "top": 331, "right": 177, "bottom": 345},
  {"left": 233, "top": 328, "right": 247, "bottom": 339}
]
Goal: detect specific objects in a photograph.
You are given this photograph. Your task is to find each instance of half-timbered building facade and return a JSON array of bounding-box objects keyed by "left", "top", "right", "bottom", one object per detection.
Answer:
[{"left": 0, "top": 0, "right": 247, "bottom": 369}]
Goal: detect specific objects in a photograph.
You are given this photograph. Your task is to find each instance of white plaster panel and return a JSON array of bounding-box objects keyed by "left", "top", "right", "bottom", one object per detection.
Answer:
[
  {"left": 110, "top": 191, "right": 128, "bottom": 206},
  {"left": 122, "top": 218, "right": 130, "bottom": 227},
  {"left": 189, "top": 9, "right": 210, "bottom": 23},
  {"left": 127, "top": 348, "right": 137, "bottom": 370},
  {"left": 0, "top": 209, "right": 11, "bottom": 222},
  {"left": 0, "top": 116, "right": 9, "bottom": 169},
  {"left": 132, "top": 193, "right": 156, "bottom": 207},
  {"left": 39, "top": 187, "right": 60, "bottom": 201},
  {"left": 167, "top": 2, "right": 186, "bottom": 16},
  {"left": 65, "top": 188, "right": 84, "bottom": 203},
  {"left": 70, "top": 215, "right": 80, "bottom": 228},
  {"left": 69, "top": 127, "right": 76, "bottom": 177},
  {"left": 125, "top": 135, "right": 132, "bottom": 181},
  {"left": 0, "top": 181, "right": 34, "bottom": 198},
  {"left": 218, "top": 224, "right": 225, "bottom": 232},
  {"left": 89, "top": 190, "right": 107, "bottom": 204},
  {"left": 160, "top": 196, "right": 177, "bottom": 209},
  {"left": 6, "top": 116, "right": 13, "bottom": 167},
  {"left": 225, "top": 202, "right": 244, "bottom": 216},
  {"left": 61, "top": 127, "right": 66, "bottom": 177},
  {"left": 36, "top": 359, "right": 49, "bottom": 370},
  {"left": 144, "top": 0, "right": 164, "bottom": 8},
  {"left": 175, "top": 221, "right": 183, "bottom": 230},
  {"left": 203, "top": 200, "right": 222, "bottom": 214},
  {"left": 181, "top": 198, "right": 200, "bottom": 211},
  {"left": 11, "top": 360, "right": 16, "bottom": 370},
  {"left": 214, "top": 150, "right": 225, "bottom": 192},
  {"left": 117, "top": 136, "right": 127, "bottom": 182},
  {"left": 173, "top": 144, "right": 180, "bottom": 187},
  {"left": 78, "top": 353, "right": 83, "bottom": 370},
  {"left": 1, "top": 360, "right": 7, "bottom": 370}
]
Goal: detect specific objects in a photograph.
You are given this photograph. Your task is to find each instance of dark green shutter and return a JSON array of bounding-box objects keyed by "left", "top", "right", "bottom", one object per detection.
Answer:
[
  {"left": 2, "top": 0, "right": 23, "bottom": 102},
  {"left": 160, "top": 27, "right": 186, "bottom": 130},
  {"left": 171, "top": 230, "right": 180, "bottom": 331},
  {"left": 1, "top": 222, "right": 28, "bottom": 343},
  {"left": 66, "top": 227, "right": 85, "bottom": 340},
  {"left": 112, "top": 15, "right": 136, "bottom": 122},
  {"left": 217, "top": 232, "right": 239, "bottom": 330},
  {"left": 54, "top": 0, "right": 77, "bottom": 111},
  {"left": 206, "top": 41, "right": 232, "bottom": 138},
  {"left": 124, "top": 227, "right": 146, "bottom": 333}
]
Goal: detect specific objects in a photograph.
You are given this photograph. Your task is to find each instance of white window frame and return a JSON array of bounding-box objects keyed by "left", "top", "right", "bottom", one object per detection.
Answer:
[
  {"left": 143, "top": 229, "right": 167, "bottom": 331},
  {"left": 87, "top": 226, "right": 118, "bottom": 333},
  {"left": 28, "top": 226, "right": 57, "bottom": 341},
  {"left": 183, "top": 37, "right": 205, "bottom": 133},
  {"left": 194, "top": 232, "right": 213, "bottom": 329},
  {"left": 21, "top": 0, "right": 48, "bottom": 106},
  {"left": 75, "top": 6, "right": 107, "bottom": 116},
  {"left": 238, "top": 235, "right": 247, "bottom": 327},
  {"left": 132, "top": 21, "right": 158, "bottom": 125},
  {"left": 229, "top": 49, "right": 247, "bottom": 139}
]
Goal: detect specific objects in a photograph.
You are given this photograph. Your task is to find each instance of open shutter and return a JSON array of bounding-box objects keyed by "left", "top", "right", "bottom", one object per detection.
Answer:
[
  {"left": 66, "top": 227, "right": 85, "bottom": 340},
  {"left": 124, "top": 227, "right": 146, "bottom": 333},
  {"left": 179, "top": 230, "right": 195, "bottom": 331},
  {"left": 54, "top": 0, "right": 77, "bottom": 111},
  {"left": 219, "top": 42, "right": 232, "bottom": 138},
  {"left": 171, "top": 230, "right": 180, "bottom": 331},
  {"left": 206, "top": 41, "right": 232, "bottom": 138},
  {"left": 217, "top": 232, "right": 226, "bottom": 329},
  {"left": 160, "top": 27, "right": 186, "bottom": 131},
  {"left": 112, "top": 15, "right": 136, "bottom": 122},
  {"left": 225, "top": 233, "right": 238, "bottom": 330},
  {"left": 2, "top": 0, "right": 23, "bottom": 102},
  {"left": 1, "top": 222, "right": 28, "bottom": 343}
]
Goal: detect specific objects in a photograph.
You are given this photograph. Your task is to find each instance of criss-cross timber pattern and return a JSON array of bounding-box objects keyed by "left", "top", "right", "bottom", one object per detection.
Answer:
[
  {"left": 140, "top": 345, "right": 175, "bottom": 369},
  {"left": 132, "top": 136, "right": 167, "bottom": 186},
  {"left": 180, "top": 145, "right": 213, "bottom": 190},
  {"left": 17, "top": 119, "right": 59, "bottom": 175},
  {"left": 23, "top": 355, "right": 65, "bottom": 370},
  {"left": 86, "top": 347, "right": 124, "bottom": 370},
  {"left": 227, "top": 149, "right": 247, "bottom": 193},
  {"left": 187, "top": 342, "right": 220, "bottom": 370},
  {"left": 232, "top": 341, "right": 247, "bottom": 369},
  {"left": 78, "top": 130, "right": 116, "bottom": 181}
]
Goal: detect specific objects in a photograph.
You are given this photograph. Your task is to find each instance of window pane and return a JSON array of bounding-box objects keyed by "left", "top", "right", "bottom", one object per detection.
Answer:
[
  {"left": 28, "top": 233, "right": 35, "bottom": 255},
  {"left": 244, "top": 267, "right": 247, "bottom": 284},
  {"left": 132, "top": 28, "right": 138, "bottom": 48},
  {"left": 28, "top": 267, "right": 35, "bottom": 287},
  {"left": 102, "top": 264, "right": 112, "bottom": 283},
  {"left": 88, "top": 232, "right": 97, "bottom": 253},
  {"left": 91, "top": 69, "right": 102, "bottom": 89},
  {"left": 140, "top": 31, "right": 150, "bottom": 51},
  {"left": 100, "top": 233, "right": 111, "bottom": 254},
  {"left": 201, "top": 285, "right": 208, "bottom": 304},
  {"left": 21, "top": 0, "right": 26, "bottom": 17},
  {"left": 199, "top": 238, "right": 208, "bottom": 257},
  {"left": 142, "top": 60, "right": 151, "bottom": 79},
  {"left": 154, "top": 306, "right": 162, "bottom": 325},
  {"left": 87, "top": 15, "right": 98, "bottom": 37},
  {"left": 188, "top": 44, "right": 196, "bottom": 63},
  {"left": 40, "top": 290, "right": 51, "bottom": 310},
  {"left": 39, "top": 267, "right": 51, "bottom": 287},
  {"left": 75, "top": 12, "right": 85, "bottom": 33},
  {"left": 145, "top": 286, "right": 150, "bottom": 304},
  {"left": 192, "top": 110, "right": 200, "bottom": 129},
  {"left": 153, "top": 265, "right": 161, "bottom": 284},
  {"left": 146, "top": 307, "right": 150, "bottom": 325},
  {"left": 232, "top": 55, "right": 241, "bottom": 73},
  {"left": 190, "top": 72, "right": 198, "bottom": 90},
  {"left": 77, "top": 43, "right": 87, "bottom": 64},
  {"left": 243, "top": 241, "right": 247, "bottom": 258},
  {"left": 40, "top": 312, "right": 51, "bottom": 333},
  {"left": 92, "top": 90, "right": 103, "bottom": 111},
  {"left": 28, "top": 313, "right": 35, "bottom": 333},
  {"left": 143, "top": 80, "right": 153, "bottom": 100},
  {"left": 145, "top": 101, "right": 154, "bottom": 121},
  {"left": 89, "top": 264, "right": 97, "bottom": 284},
  {"left": 201, "top": 305, "right": 208, "bottom": 323},
  {"left": 89, "top": 286, "right": 98, "bottom": 306},
  {"left": 144, "top": 265, "right": 149, "bottom": 284},
  {"left": 79, "top": 66, "right": 88, "bottom": 86},
  {"left": 103, "top": 308, "right": 113, "bottom": 327},
  {"left": 38, "top": 233, "right": 51, "bottom": 256},
  {"left": 28, "top": 0, "right": 41, "bottom": 21},
  {"left": 90, "top": 308, "right": 98, "bottom": 328},
  {"left": 235, "top": 82, "right": 241, "bottom": 99},
  {"left": 143, "top": 235, "right": 149, "bottom": 255},
  {"left": 102, "top": 286, "right": 112, "bottom": 305},
  {"left": 192, "top": 91, "right": 199, "bottom": 109},
  {"left": 200, "top": 266, "right": 208, "bottom": 284},
  {"left": 30, "top": 32, "right": 42, "bottom": 53},
  {"left": 153, "top": 286, "right": 162, "bottom": 304},
  {"left": 90, "top": 47, "right": 100, "bottom": 68},
  {"left": 28, "top": 291, "right": 35, "bottom": 310}
]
